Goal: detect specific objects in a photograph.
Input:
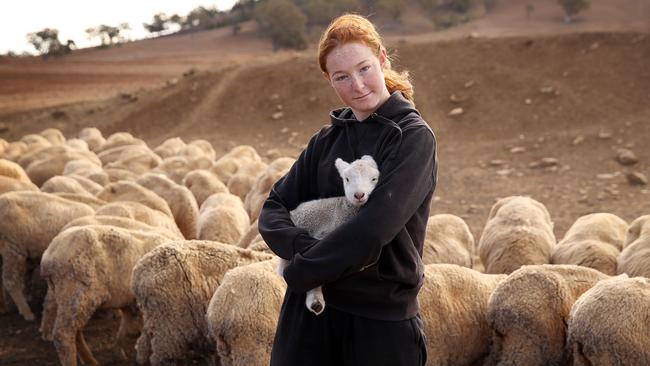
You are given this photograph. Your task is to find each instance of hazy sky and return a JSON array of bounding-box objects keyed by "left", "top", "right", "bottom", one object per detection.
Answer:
[{"left": 0, "top": 0, "right": 238, "bottom": 54}]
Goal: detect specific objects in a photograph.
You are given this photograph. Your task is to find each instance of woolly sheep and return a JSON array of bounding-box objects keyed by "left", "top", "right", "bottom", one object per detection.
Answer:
[
  {"left": 98, "top": 143, "right": 157, "bottom": 166},
  {"left": 198, "top": 192, "right": 249, "bottom": 244},
  {"left": 132, "top": 240, "right": 273, "bottom": 365},
  {"left": 551, "top": 213, "right": 627, "bottom": 275},
  {"left": 20, "top": 134, "right": 51, "bottom": 150},
  {"left": 64, "top": 138, "right": 89, "bottom": 151},
  {"left": 567, "top": 275, "right": 650, "bottom": 365},
  {"left": 227, "top": 160, "right": 267, "bottom": 201},
  {"left": 95, "top": 201, "right": 184, "bottom": 239},
  {"left": 182, "top": 169, "right": 228, "bottom": 207},
  {"left": 182, "top": 139, "right": 216, "bottom": 160},
  {"left": 485, "top": 264, "right": 608, "bottom": 366},
  {"left": 419, "top": 264, "right": 506, "bottom": 366},
  {"left": 478, "top": 196, "right": 556, "bottom": 274},
  {"left": 423, "top": 214, "right": 474, "bottom": 267},
  {"left": 0, "top": 158, "right": 32, "bottom": 183},
  {"left": 236, "top": 220, "right": 261, "bottom": 249},
  {"left": 617, "top": 215, "right": 650, "bottom": 277},
  {"left": 103, "top": 147, "right": 162, "bottom": 175},
  {"left": 136, "top": 173, "right": 199, "bottom": 239},
  {"left": 78, "top": 127, "right": 106, "bottom": 152},
  {"left": 0, "top": 138, "right": 7, "bottom": 155},
  {"left": 206, "top": 259, "right": 285, "bottom": 366},
  {"left": 154, "top": 155, "right": 213, "bottom": 184},
  {"left": 62, "top": 159, "right": 108, "bottom": 186},
  {"left": 39, "top": 128, "right": 66, "bottom": 145},
  {"left": 51, "top": 193, "right": 107, "bottom": 210},
  {"left": 243, "top": 157, "right": 294, "bottom": 222},
  {"left": 24, "top": 146, "right": 102, "bottom": 186},
  {"left": 63, "top": 174, "right": 104, "bottom": 195},
  {"left": 1, "top": 141, "right": 28, "bottom": 162},
  {"left": 41, "top": 176, "right": 95, "bottom": 197},
  {"left": 211, "top": 145, "right": 262, "bottom": 184},
  {"left": 0, "top": 191, "right": 94, "bottom": 320},
  {"left": 96, "top": 132, "right": 146, "bottom": 153},
  {"left": 41, "top": 224, "right": 174, "bottom": 366},
  {"left": 153, "top": 137, "right": 186, "bottom": 159},
  {"left": 0, "top": 175, "right": 39, "bottom": 195},
  {"left": 96, "top": 180, "right": 174, "bottom": 218},
  {"left": 279, "top": 155, "right": 379, "bottom": 315},
  {"left": 104, "top": 167, "right": 139, "bottom": 182}
]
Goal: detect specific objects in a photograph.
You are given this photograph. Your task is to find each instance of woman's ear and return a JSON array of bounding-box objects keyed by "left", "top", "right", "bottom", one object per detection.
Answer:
[
  {"left": 322, "top": 71, "right": 331, "bottom": 82},
  {"left": 379, "top": 47, "right": 388, "bottom": 68}
]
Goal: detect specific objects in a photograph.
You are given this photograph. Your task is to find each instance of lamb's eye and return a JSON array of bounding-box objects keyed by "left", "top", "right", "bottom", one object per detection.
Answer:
[
  {"left": 372, "top": 177, "right": 377, "bottom": 181},
  {"left": 345, "top": 178, "right": 349, "bottom": 182}
]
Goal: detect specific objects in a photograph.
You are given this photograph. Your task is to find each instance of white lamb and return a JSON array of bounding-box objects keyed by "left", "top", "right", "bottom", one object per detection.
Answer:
[{"left": 277, "top": 155, "right": 379, "bottom": 315}]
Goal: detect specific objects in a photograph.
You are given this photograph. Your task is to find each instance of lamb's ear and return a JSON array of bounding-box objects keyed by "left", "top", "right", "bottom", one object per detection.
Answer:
[
  {"left": 360, "top": 155, "right": 378, "bottom": 169},
  {"left": 335, "top": 158, "right": 349, "bottom": 175}
]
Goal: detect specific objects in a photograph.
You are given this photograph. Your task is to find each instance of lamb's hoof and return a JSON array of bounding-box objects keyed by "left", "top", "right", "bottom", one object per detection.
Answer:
[{"left": 309, "top": 301, "right": 324, "bottom": 316}]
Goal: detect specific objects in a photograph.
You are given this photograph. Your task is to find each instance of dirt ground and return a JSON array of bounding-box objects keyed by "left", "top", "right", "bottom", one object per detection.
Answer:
[{"left": 0, "top": 0, "right": 649, "bottom": 364}]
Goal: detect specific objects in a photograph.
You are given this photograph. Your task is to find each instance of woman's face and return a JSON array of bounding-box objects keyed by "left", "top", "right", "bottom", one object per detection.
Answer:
[{"left": 325, "top": 42, "right": 391, "bottom": 121}]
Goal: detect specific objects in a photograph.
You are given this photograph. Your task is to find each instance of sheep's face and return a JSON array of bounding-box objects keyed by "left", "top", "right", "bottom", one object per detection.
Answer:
[{"left": 335, "top": 155, "right": 379, "bottom": 207}]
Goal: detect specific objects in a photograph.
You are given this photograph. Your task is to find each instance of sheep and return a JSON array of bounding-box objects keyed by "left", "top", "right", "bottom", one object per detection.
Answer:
[
  {"left": 24, "top": 146, "right": 102, "bottom": 186},
  {"left": 243, "top": 157, "right": 294, "bottom": 222},
  {"left": 551, "top": 213, "right": 627, "bottom": 275},
  {"left": 51, "top": 193, "right": 107, "bottom": 210},
  {"left": 206, "top": 259, "right": 285, "bottom": 366},
  {"left": 40, "top": 176, "right": 95, "bottom": 197},
  {"left": 62, "top": 174, "right": 104, "bottom": 195},
  {"left": 62, "top": 159, "right": 108, "bottom": 186},
  {"left": 136, "top": 173, "right": 199, "bottom": 239},
  {"left": 485, "top": 264, "right": 608, "bottom": 366},
  {"left": 198, "top": 193, "right": 249, "bottom": 244},
  {"left": 1, "top": 141, "right": 28, "bottom": 162},
  {"left": 182, "top": 139, "right": 216, "bottom": 160},
  {"left": 0, "top": 175, "right": 39, "bottom": 195},
  {"left": 64, "top": 138, "right": 89, "bottom": 152},
  {"left": 20, "top": 134, "right": 52, "bottom": 151},
  {"left": 104, "top": 167, "right": 139, "bottom": 182},
  {"left": 103, "top": 146, "right": 162, "bottom": 175},
  {"left": 279, "top": 155, "right": 379, "bottom": 315},
  {"left": 40, "top": 128, "right": 66, "bottom": 145},
  {"left": 96, "top": 180, "right": 174, "bottom": 218},
  {"left": 41, "top": 224, "right": 175, "bottom": 366},
  {"left": 567, "top": 275, "right": 650, "bottom": 365},
  {"left": 96, "top": 132, "right": 146, "bottom": 153},
  {"left": 0, "top": 191, "right": 95, "bottom": 320},
  {"left": 98, "top": 143, "right": 157, "bottom": 166},
  {"left": 419, "top": 264, "right": 507, "bottom": 366},
  {"left": 78, "top": 127, "right": 105, "bottom": 152},
  {"left": 617, "top": 215, "right": 650, "bottom": 278},
  {"left": 0, "top": 138, "right": 7, "bottom": 155},
  {"left": 0, "top": 158, "right": 32, "bottom": 183},
  {"left": 95, "top": 201, "right": 184, "bottom": 239},
  {"left": 478, "top": 196, "right": 556, "bottom": 274},
  {"left": 423, "top": 214, "right": 474, "bottom": 267},
  {"left": 154, "top": 155, "right": 213, "bottom": 184},
  {"left": 211, "top": 145, "right": 262, "bottom": 184},
  {"left": 132, "top": 240, "right": 273, "bottom": 365},
  {"left": 227, "top": 160, "right": 268, "bottom": 201},
  {"left": 182, "top": 169, "right": 228, "bottom": 207},
  {"left": 153, "top": 137, "right": 186, "bottom": 159}
]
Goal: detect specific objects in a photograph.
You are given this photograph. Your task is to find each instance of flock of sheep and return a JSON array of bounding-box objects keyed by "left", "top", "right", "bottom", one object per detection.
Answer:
[{"left": 0, "top": 127, "right": 648, "bottom": 366}]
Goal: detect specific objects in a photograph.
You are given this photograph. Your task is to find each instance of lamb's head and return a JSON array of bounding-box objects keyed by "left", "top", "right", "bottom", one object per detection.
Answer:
[{"left": 335, "top": 155, "right": 379, "bottom": 207}]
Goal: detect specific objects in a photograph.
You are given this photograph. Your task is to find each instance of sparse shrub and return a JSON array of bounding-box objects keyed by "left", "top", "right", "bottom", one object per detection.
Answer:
[
  {"left": 557, "top": 0, "right": 589, "bottom": 23},
  {"left": 253, "top": 0, "right": 308, "bottom": 50}
]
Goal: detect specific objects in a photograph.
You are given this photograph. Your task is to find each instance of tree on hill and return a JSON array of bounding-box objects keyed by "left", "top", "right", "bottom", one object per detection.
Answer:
[
  {"left": 26, "top": 28, "right": 76, "bottom": 58},
  {"left": 86, "top": 23, "right": 130, "bottom": 47},
  {"left": 557, "top": 0, "right": 589, "bottom": 23},
  {"left": 253, "top": 0, "right": 308, "bottom": 50},
  {"left": 144, "top": 13, "right": 171, "bottom": 35}
]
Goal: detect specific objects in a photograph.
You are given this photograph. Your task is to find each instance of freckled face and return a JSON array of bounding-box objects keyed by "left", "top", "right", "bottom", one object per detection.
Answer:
[{"left": 325, "top": 42, "right": 391, "bottom": 121}]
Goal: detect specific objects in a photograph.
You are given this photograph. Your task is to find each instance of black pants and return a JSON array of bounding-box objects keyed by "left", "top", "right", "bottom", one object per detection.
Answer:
[{"left": 270, "top": 289, "right": 427, "bottom": 366}]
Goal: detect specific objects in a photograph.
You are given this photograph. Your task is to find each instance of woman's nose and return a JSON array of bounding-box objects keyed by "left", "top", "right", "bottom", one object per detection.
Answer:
[{"left": 351, "top": 75, "right": 364, "bottom": 91}]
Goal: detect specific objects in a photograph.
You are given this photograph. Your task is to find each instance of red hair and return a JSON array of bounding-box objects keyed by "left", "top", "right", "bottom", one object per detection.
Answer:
[{"left": 318, "top": 14, "right": 414, "bottom": 103}]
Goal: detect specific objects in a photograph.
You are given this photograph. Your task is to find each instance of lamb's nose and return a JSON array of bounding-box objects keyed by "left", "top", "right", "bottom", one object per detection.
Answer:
[{"left": 354, "top": 192, "right": 365, "bottom": 200}]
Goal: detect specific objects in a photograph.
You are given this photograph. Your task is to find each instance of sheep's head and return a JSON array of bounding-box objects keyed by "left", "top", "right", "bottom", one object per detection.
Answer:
[{"left": 335, "top": 155, "right": 379, "bottom": 207}]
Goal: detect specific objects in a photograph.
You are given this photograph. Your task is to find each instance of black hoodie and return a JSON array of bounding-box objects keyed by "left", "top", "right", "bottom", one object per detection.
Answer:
[{"left": 259, "top": 92, "right": 438, "bottom": 321}]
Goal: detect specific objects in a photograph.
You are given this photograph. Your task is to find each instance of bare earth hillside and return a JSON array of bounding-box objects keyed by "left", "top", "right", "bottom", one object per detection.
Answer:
[{"left": 0, "top": 0, "right": 649, "bottom": 364}]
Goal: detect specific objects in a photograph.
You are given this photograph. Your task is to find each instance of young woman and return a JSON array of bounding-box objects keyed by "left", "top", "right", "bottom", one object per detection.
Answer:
[{"left": 259, "top": 13, "right": 437, "bottom": 366}]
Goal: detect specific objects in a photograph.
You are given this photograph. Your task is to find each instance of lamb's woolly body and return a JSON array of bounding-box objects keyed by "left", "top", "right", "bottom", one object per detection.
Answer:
[
  {"left": 137, "top": 173, "right": 200, "bottom": 239},
  {"left": 567, "top": 276, "right": 650, "bottom": 365},
  {"left": 551, "top": 213, "right": 628, "bottom": 275},
  {"left": 40, "top": 224, "right": 174, "bottom": 366},
  {"left": 206, "top": 259, "right": 285, "bottom": 366},
  {"left": 423, "top": 214, "right": 475, "bottom": 268},
  {"left": 419, "top": 264, "right": 506, "bottom": 366},
  {"left": 290, "top": 197, "right": 359, "bottom": 239},
  {"left": 182, "top": 169, "right": 228, "bottom": 207},
  {"left": 132, "top": 241, "right": 273, "bottom": 365},
  {"left": 479, "top": 196, "right": 556, "bottom": 274},
  {"left": 0, "top": 191, "right": 94, "bottom": 321},
  {"left": 198, "top": 193, "right": 250, "bottom": 244},
  {"left": 244, "top": 157, "right": 294, "bottom": 222},
  {"left": 486, "top": 264, "right": 608, "bottom": 366},
  {"left": 617, "top": 215, "right": 650, "bottom": 277}
]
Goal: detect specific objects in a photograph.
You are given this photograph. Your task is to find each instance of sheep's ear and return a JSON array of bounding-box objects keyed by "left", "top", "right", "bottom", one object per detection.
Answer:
[
  {"left": 335, "top": 158, "right": 349, "bottom": 175},
  {"left": 360, "top": 155, "right": 378, "bottom": 169}
]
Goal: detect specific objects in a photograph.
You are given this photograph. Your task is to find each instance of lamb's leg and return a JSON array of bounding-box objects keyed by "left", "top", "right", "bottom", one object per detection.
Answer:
[
  {"left": 2, "top": 244, "right": 35, "bottom": 320},
  {"left": 40, "top": 283, "right": 58, "bottom": 341},
  {"left": 52, "top": 283, "right": 105, "bottom": 366},
  {"left": 305, "top": 286, "right": 325, "bottom": 315}
]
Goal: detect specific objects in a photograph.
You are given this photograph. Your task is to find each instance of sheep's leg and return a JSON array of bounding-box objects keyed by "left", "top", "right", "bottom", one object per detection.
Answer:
[
  {"left": 306, "top": 286, "right": 325, "bottom": 315},
  {"left": 40, "top": 283, "right": 58, "bottom": 341},
  {"left": 114, "top": 304, "right": 142, "bottom": 360},
  {"left": 53, "top": 283, "right": 105, "bottom": 366},
  {"left": 0, "top": 255, "right": 6, "bottom": 314},
  {"left": 135, "top": 327, "right": 152, "bottom": 365},
  {"left": 2, "top": 245, "right": 34, "bottom": 320}
]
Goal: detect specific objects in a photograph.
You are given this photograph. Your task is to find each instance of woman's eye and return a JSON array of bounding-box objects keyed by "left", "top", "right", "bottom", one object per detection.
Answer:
[
  {"left": 360, "top": 65, "right": 370, "bottom": 72},
  {"left": 334, "top": 75, "right": 347, "bottom": 82}
]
